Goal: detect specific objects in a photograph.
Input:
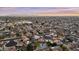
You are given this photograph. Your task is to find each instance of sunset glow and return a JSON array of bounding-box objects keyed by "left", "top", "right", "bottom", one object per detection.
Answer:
[{"left": 0, "top": 7, "right": 79, "bottom": 16}]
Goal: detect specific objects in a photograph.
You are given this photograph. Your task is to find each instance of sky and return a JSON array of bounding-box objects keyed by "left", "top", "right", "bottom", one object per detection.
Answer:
[{"left": 0, "top": 7, "right": 79, "bottom": 16}]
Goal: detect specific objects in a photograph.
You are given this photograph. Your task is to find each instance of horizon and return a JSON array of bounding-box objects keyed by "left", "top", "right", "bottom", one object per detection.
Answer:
[{"left": 0, "top": 7, "right": 79, "bottom": 16}]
